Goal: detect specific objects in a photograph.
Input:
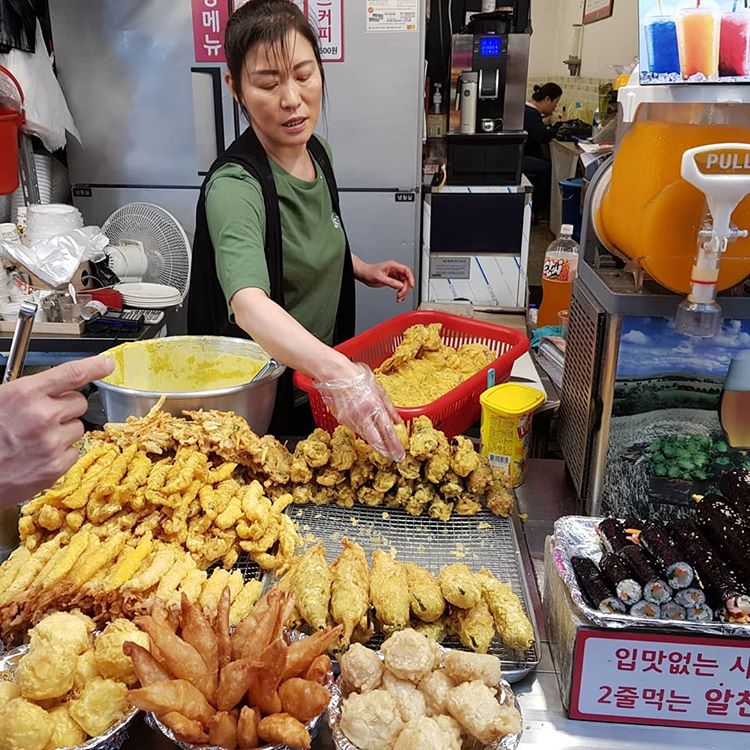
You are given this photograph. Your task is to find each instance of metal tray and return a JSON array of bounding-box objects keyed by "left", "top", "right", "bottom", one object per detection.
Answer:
[
  {"left": 553, "top": 515, "right": 750, "bottom": 638},
  {"left": 286, "top": 503, "right": 541, "bottom": 683}
]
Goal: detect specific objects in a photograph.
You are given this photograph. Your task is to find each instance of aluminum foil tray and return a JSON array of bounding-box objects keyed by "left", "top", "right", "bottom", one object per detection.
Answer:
[
  {"left": 0, "top": 644, "right": 138, "bottom": 750},
  {"left": 553, "top": 515, "right": 750, "bottom": 638},
  {"left": 287, "top": 503, "right": 540, "bottom": 682},
  {"left": 327, "top": 643, "right": 523, "bottom": 750}
]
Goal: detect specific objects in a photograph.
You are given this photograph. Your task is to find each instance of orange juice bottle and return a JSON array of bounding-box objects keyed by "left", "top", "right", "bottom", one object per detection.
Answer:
[{"left": 538, "top": 224, "right": 579, "bottom": 328}]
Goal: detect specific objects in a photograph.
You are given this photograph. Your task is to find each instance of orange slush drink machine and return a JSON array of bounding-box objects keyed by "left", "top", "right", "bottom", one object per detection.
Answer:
[{"left": 557, "top": 70, "right": 750, "bottom": 517}]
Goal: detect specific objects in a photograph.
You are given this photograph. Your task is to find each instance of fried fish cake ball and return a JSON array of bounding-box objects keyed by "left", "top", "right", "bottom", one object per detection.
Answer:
[
  {"left": 445, "top": 680, "right": 521, "bottom": 744},
  {"left": 0, "top": 682, "right": 20, "bottom": 707},
  {"left": 438, "top": 564, "right": 481, "bottom": 609},
  {"left": 380, "top": 628, "right": 440, "bottom": 684},
  {"left": 418, "top": 668, "right": 456, "bottom": 716},
  {"left": 95, "top": 619, "right": 150, "bottom": 686},
  {"left": 340, "top": 689, "right": 404, "bottom": 750},
  {"left": 46, "top": 705, "right": 87, "bottom": 750},
  {"left": 443, "top": 650, "right": 502, "bottom": 688},
  {"left": 72, "top": 650, "right": 100, "bottom": 694},
  {"left": 0, "top": 698, "right": 53, "bottom": 750},
  {"left": 393, "top": 716, "right": 448, "bottom": 750},
  {"left": 28, "top": 611, "right": 94, "bottom": 656},
  {"left": 339, "top": 643, "right": 383, "bottom": 694},
  {"left": 382, "top": 669, "right": 426, "bottom": 723},
  {"left": 67, "top": 678, "right": 128, "bottom": 737},
  {"left": 15, "top": 648, "right": 77, "bottom": 701}
]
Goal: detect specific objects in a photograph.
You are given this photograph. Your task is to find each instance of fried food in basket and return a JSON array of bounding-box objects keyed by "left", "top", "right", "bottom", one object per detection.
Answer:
[
  {"left": 338, "top": 629, "right": 520, "bottom": 750},
  {"left": 126, "top": 589, "right": 339, "bottom": 750},
  {"left": 374, "top": 323, "right": 495, "bottom": 407}
]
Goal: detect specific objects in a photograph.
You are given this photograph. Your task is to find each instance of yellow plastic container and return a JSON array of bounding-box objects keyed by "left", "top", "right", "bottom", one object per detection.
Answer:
[{"left": 479, "top": 383, "right": 546, "bottom": 487}]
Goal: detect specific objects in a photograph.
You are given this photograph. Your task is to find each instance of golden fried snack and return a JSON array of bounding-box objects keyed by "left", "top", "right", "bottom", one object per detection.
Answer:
[
  {"left": 466, "top": 455, "right": 493, "bottom": 495},
  {"left": 216, "top": 586, "right": 232, "bottom": 671},
  {"left": 296, "top": 429, "right": 331, "bottom": 468},
  {"left": 28, "top": 611, "right": 93, "bottom": 655},
  {"left": 413, "top": 618, "right": 448, "bottom": 644},
  {"left": 454, "top": 492, "right": 482, "bottom": 516},
  {"left": 443, "top": 651, "right": 502, "bottom": 688},
  {"left": 408, "top": 416, "right": 444, "bottom": 461},
  {"left": 180, "top": 593, "right": 218, "bottom": 678},
  {"left": 330, "top": 539, "right": 370, "bottom": 649},
  {"left": 67, "top": 678, "right": 128, "bottom": 737},
  {"left": 128, "top": 679, "right": 214, "bottom": 724},
  {"left": 208, "top": 711, "right": 239, "bottom": 749},
  {"left": 424, "top": 450, "right": 451, "bottom": 484},
  {"left": 124, "top": 547, "right": 177, "bottom": 592},
  {"left": 47, "top": 704, "right": 87, "bottom": 749},
  {"left": 15, "top": 647, "right": 76, "bottom": 701},
  {"left": 450, "top": 437, "right": 480, "bottom": 478},
  {"left": 403, "top": 564, "right": 445, "bottom": 624},
  {"left": 293, "top": 544, "right": 332, "bottom": 631},
  {"left": 448, "top": 598, "right": 495, "bottom": 654},
  {"left": 428, "top": 496, "right": 454, "bottom": 521},
  {"left": 439, "top": 471, "right": 464, "bottom": 500},
  {"left": 135, "top": 616, "right": 216, "bottom": 701},
  {"left": 257, "top": 713, "right": 311, "bottom": 750},
  {"left": 229, "top": 580, "right": 263, "bottom": 626},
  {"left": 237, "top": 706, "right": 261, "bottom": 750},
  {"left": 438, "top": 564, "right": 481, "bottom": 609},
  {"left": 485, "top": 473, "right": 514, "bottom": 517},
  {"left": 339, "top": 643, "right": 383, "bottom": 694},
  {"left": 381, "top": 629, "right": 440, "bottom": 684},
  {"left": 281, "top": 626, "right": 343, "bottom": 682},
  {"left": 161, "top": 711, "right": 209, "bottom": 744},
  {"left": 382, "top": 669, "right": 427, "bottom": 722},
  {"left": 123, "top": 641, "right": 171, "bottom": 686},
  {"left": 370, "top": 551, "right": 410, "bottom": 632},
  {"left": 418, "top": 668, "right": 455, "bottom": 716},
  {"left": 104, "top": 533, "right": 154, "bottom": 592},
  {"left": 0, "top": 697, "right": 53, "bottom": 750},
  {"left": 94, "top": 619, "right": 150, "bottom": 686},
  {"left": 403, "top": 482, "right": 435, "bottom": 517},
  {"left": 3, "top": 538, "right": 60, "bottom": 600},
  {"left": 304, "top": 654, "right": 331, "bottom": 685},
  {"left": 0, "top": 682, "right": 20, "bottom": 706},
  {"left": 339, "top": 690, "right": 404, "bottom": 750},
  {"left": 72, "top": 650, "right": 100, "bottom": 694},
  {"left": 445, "top": 680, "right": 521, "bottom": 744},
  {"left": 330, "top": 426, "right": 357, "bottom": 471},
  {"left": 246, "top": 637, "right": 286, "bottom": 716},
  {"left": 476, "top": 568, "right": 534, "bottom": 651},
  {"left": 216, "top": 657, "right": 260, "bottom": 711},
  {"left": 279, "top": 677, "right": 331, "bottom": 723}
]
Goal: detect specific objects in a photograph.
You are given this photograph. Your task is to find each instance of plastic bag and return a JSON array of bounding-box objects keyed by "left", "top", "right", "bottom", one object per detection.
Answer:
[
  {"left": 0, "top": 227, "right": 107, "bottom": 288},
  {"left": 314, "top": 363, "right": 406, "bottom": 462}
]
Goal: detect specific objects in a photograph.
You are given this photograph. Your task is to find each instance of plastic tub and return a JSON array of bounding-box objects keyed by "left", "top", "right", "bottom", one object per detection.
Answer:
[
  {"left": 294, "top": 310, "right": 530, "bottom": 438},
  {"left": 479, "top": 383, "right": 546, "bottom": 487}
]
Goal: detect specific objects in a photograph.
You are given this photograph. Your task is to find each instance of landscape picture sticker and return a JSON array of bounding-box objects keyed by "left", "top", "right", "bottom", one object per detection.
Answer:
[{"left": 602, "top": 316, "right": 750, "bottom": 517}]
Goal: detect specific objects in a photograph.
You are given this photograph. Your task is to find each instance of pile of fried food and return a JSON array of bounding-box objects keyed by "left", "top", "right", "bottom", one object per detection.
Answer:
[
  {"left": 0, "top": 611, "right": 146, "bottom": 750},
  {"left": 336, "top": 628, "right": 522, "bottom": 749},
  {"left": 274, "top": 540, "right": 534, "bottom": 655},
  {"left": 0, "top": 529, "right": 264, "bottom": 645},
  {"left": 289, "top": 417, "right": 514, "bottom": 521},
  {"left": 127, "top": 588, "right": 339, "bottom": 750},
  {"left": 374, "top": 323, "right": 497, "bottom": 407}
]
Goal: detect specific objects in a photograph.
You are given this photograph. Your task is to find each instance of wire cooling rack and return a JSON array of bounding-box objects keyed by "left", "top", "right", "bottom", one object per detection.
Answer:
[{"left": 287, "top": 502, "right": 540, "bottom": 682}]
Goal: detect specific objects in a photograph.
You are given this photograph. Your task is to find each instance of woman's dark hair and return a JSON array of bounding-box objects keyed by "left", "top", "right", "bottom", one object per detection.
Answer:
[
  {"left": 532, "top": 82, "right": 563, "bottom": 102},
  {"left": 224, "top": 0, "right": 325, "bottom": 100}
]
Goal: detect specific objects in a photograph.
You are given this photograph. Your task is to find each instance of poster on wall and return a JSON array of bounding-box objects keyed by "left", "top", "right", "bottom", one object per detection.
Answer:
[
  {"left": 639, "top": 0, "right": 750, "bottom": 84},
  {"left": 601, "top": 316, "right": 750, "bottom": 518},
  {"left": 584, "top": 0, "right": 615, "bottom": 24},
  {"left": 366, "top": 0, "right": 419, "bottom": 33}
]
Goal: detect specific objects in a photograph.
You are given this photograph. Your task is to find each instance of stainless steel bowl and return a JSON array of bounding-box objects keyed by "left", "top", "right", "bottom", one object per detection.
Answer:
[{"left": 95, "top": 336, "right": 285, "bottom": 434}]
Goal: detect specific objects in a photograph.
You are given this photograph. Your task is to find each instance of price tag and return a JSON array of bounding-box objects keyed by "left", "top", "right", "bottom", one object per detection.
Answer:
[{"left": 569, "top": 628, "right": 750, "bottom": 732}]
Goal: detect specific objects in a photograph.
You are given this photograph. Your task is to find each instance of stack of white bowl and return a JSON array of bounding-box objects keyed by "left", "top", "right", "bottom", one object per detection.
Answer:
[{"left": 25, "top": 203, "right": 83, "bottom": 244}]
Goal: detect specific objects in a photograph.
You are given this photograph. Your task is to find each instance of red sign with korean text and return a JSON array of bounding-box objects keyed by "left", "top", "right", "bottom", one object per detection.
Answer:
[
  {"left": 569, "top": 628, "right": 750, "bottom": 732},
  {"left": 192, "top": 0, "right": 231, "bottom": 63}
]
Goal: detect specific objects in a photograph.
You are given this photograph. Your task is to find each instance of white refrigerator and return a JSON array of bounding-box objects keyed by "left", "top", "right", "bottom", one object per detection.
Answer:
[{"left": 48, "top": 0, "right": 425, "bottom": 333}]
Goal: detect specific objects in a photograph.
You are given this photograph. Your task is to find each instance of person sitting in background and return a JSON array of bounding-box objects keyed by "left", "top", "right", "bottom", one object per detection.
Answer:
[
  {"left": 523, "top": 82, "right": 563, "bottom": 223},
  {"left": 0, "top": 356, "right": 114, "bottom": 508}
]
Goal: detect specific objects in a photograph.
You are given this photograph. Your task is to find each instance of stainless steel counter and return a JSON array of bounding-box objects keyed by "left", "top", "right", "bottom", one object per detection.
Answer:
[{"left": 122, "top": 459, "right": 749, "bottom": 749}]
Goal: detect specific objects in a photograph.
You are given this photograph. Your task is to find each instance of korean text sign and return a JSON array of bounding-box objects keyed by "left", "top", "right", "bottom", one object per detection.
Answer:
[{"left": 570, "top": 628, "right": 750, "bottom": 732}]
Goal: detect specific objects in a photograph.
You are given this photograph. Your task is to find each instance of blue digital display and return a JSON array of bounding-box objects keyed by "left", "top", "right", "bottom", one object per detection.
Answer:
[{"left": 479, "top": 37, "right": 501, "bottom": 57}]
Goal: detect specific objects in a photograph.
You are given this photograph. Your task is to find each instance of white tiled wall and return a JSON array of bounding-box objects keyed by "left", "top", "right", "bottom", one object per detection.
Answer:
[{"left": 527, "top": 75, "right": 612, "bottom": 125}]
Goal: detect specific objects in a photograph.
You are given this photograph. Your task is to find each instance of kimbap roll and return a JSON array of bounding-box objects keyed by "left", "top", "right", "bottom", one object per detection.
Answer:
[
  {"left": 640, "top": 522, "right": 694, "bottom": 590},
  {"left": 599, "top": 552, "right": 643, "bottom": 604},
  {"left": 597, "top": 518, "right": 630, "bottom": 553},
  {"left": 674, "top": 587, "right": 706, "bottom": 608},
  {"left": 631, "top": 600, "right": 661, "bottom": 619},
  {"left": 571, "top": 556, "right": 627, "bottom": 614},
  {"left": 619, "top": 545, "right": 672, "bottom": 604},
  {"left": 661, "top": 601, "right": 687, "bottom": 620},
  {"left": 686, "top": 605, "right": 714, "bottom": 623},
  {"left": 696, "top": 496, "right": 750, "bottom": 583}
]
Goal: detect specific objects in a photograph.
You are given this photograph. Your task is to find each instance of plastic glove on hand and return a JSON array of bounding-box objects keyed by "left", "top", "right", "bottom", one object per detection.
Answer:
[{"left": 313, "top": 364, "right": 405, "bottom": 462}]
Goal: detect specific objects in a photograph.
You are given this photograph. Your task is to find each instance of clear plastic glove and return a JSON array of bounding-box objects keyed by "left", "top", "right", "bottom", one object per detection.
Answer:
[{"left": 314, "top": 363, "right": 405, "bottom": 462}]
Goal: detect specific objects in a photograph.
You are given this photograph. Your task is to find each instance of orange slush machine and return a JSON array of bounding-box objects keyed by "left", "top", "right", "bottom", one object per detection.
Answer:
[{"left": 557, "top": 71, "right": 750, "bottom": 515}]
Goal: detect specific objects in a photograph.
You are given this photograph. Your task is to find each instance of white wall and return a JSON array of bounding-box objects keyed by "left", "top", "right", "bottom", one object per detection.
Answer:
[{"left": 529, "top": 0, "right": 639, "bottom": 79}]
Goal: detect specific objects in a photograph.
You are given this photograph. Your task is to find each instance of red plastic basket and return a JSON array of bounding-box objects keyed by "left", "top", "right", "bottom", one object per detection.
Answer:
[
  {"left": 294, "top": 310, "right": 530, "bottom": 438},
  {"left": 0, "top": 66, "right": 25, "bottom": 196}
]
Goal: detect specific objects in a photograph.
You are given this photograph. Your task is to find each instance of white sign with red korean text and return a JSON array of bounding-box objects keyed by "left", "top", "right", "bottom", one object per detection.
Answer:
[
  {"left": 192, "top": 0, "right": 231, "bottom": 63},
  {"left": 569, "top": 628, "right": 750, "bottom": 732},
  {"left": 308, "top": 0, "right": 344, "bottom": 62}
]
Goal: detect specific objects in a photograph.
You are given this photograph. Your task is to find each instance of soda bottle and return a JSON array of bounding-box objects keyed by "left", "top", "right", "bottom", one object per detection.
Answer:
[{"left": 538, "top": 224, "right": 579, "bottom": 327}]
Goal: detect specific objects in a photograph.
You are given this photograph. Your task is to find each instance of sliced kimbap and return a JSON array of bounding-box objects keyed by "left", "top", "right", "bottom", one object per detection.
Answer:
[{"left": 571, "top": 556, "right": 627, "bottom": 614}]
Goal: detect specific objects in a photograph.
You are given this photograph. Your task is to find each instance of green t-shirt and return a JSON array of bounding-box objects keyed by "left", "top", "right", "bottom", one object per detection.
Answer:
[{"left": 205, "top": 144, "right": 346, "bottom": 346}]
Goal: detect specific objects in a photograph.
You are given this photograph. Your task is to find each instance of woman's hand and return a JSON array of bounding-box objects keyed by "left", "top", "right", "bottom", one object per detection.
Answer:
[{"left": 352, "top": 255, "right": 415, "bottom": 303}]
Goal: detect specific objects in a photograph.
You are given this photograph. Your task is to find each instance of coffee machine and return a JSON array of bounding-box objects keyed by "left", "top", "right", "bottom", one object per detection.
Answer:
[{"left": 447, "top": 10, "right": 530, "bottom": 185}]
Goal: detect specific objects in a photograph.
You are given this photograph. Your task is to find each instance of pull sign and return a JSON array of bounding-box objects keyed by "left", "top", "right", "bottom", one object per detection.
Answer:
[
  {"left": 697, "top": 150, "right": 750, "bottom": 175},
  {"left": 395, "top": 192, "right": 415, "bottom": 203}
]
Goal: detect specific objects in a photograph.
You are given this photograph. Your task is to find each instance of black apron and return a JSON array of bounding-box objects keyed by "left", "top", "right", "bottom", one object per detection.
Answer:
[{"left": 188, "top": 127, "right": 355, "bottom": 435}]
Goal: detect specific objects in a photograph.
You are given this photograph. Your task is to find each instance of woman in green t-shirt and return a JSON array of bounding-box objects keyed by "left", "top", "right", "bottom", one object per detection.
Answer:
[{"left": 197, "top": 0, "right": 412, "bottom": 460}]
